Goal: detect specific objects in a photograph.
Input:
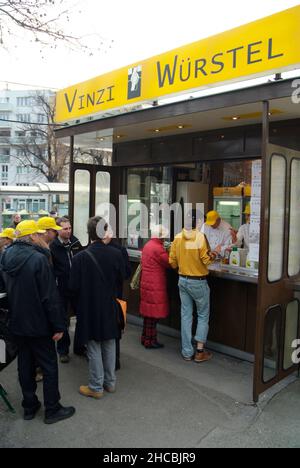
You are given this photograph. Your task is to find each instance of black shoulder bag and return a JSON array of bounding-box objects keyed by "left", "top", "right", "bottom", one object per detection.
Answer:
[{"left": 85, "top": 250, "right": 127, "bottom": 331}]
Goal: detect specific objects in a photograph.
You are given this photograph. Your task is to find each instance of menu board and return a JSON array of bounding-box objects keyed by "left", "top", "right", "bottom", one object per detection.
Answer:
[{"left": 248, "top": 161, "right": 262, "bottom": 263}]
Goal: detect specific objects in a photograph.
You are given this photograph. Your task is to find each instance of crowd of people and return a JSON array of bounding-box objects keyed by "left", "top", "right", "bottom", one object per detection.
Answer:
[
  {"left": 0, "top": 206, "right": 250, "bottom": 424},
  {"left": 0, "top": 214, "right": 130, "bottom": 424}
]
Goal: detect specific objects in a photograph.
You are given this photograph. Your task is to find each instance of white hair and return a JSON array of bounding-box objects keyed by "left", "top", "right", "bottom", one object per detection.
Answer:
[{"left": 151, "top": 225, "right": 169, "bottom": 239}]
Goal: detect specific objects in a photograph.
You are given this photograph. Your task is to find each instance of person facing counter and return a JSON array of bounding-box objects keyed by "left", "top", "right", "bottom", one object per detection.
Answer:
[{"left": 169, "top": 211, "right": 217, "bottom": 363}]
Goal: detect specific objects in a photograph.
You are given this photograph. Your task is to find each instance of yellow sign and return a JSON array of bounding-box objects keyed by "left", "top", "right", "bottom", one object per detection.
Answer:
[{"left": 55, "top": 5, "right": 300, "bottom": 123}]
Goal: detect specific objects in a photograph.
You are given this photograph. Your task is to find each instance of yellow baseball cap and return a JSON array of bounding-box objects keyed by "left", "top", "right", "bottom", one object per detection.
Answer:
[
  {"left": 243, "top": 204, "right": 251, "bottom": 215},
  {"left": 206, "top": 211, "right": 220, "bottom": 226},
  {"left": 37, "top": 217, "right": 62, "bottom": 231},
  {"left": 15, "top": 220, "right": 46, "bottom": 238},
  {"left": 0, "top": 228, "right": 15, "bottom": 240}
]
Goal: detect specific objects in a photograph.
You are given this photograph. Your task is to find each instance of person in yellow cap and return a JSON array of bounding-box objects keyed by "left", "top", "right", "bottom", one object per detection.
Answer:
[
  {"left": 200, "top": 210, "right": 232, "bottom": 257},
  {"left": 235, "top": 204, "right": 251, "bottom": 250},
  {"left": 0, "top": 219, "right": 75, "bottom": 424},
  {"left": 37, "top": 216, "right": 62, "bottom": 245},
  {"left": 0, "top": 228, "right": 15, "bottom": 252}
]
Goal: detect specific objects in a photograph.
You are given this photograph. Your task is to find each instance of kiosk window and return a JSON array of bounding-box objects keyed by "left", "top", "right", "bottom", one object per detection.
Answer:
[
  {"left": 95, "top": 171, "right": 111, "bottom": 220},
  {"left": 74, "top": 170, "right": 90, "bottom": 246},
  {"left": 288, "top": 159, "right": 300, "bottom": 277},
  {"left": 268, "top": 155, "right": 286, "bottom": 283},
  {"left": 126, "top": 167, "right": 172, "bottom": 249}
]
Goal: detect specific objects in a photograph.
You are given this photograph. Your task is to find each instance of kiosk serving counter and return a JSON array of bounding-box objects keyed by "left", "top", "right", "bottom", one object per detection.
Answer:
[{"left": 54, "top": 6, "right": 300, "bottom": 401}]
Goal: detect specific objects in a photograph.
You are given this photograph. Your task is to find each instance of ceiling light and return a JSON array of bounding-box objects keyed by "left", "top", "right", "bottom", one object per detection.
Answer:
[
  {"left": 232, "top": 116, "right": 240, "bottom": 121},
  {"left": 177, "top": 125, "right": 184, "bottom": 129}
]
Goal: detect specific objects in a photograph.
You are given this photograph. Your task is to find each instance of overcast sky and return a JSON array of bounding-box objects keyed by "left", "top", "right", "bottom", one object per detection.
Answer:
[{"left": 0, "top": 0, "right": 300, "bottom": 91}]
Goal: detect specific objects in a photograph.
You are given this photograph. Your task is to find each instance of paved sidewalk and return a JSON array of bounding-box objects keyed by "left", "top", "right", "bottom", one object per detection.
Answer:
[{"left": 0, "top": 324, "right": 299, "bottom": 448}]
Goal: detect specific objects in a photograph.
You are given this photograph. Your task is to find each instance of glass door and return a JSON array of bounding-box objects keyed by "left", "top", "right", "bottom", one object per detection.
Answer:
[
  {"left": 254, "top": 144, "right": 300, "bottom": 402},
  {"left": 71, "top": 163, "right": 121, "bottom": 246}
]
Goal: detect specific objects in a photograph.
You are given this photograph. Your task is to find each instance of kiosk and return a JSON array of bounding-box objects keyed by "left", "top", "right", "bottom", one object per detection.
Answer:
[{"left": 55, "top": 6, "right": 300, "bottom": 401}]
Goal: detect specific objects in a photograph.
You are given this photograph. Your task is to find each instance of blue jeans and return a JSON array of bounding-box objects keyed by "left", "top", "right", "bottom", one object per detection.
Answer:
[
  {"left": 178, "top": 277, "right": 210, "bottom": 358},
  {"left": 87, "top": 340, "right": 116, "bottom": 393}
]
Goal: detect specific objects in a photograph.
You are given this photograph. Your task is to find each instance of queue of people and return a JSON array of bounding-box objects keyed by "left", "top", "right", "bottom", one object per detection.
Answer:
[
  {"left": 0, "top": 207, "right": 247, "bottom": 422},
  {"left": 0, "top": 215, "right": 129, "bottom": 423}
]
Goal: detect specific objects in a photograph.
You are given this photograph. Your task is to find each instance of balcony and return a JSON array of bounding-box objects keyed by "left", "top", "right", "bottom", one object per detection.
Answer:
[{"left": 0, "top": 102, "right": 12, "bottom": 112}]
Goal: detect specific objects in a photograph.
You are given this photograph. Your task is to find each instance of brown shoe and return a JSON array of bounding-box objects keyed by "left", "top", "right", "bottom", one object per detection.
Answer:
[
  {"left": 104, "top": 385, "right": 116, "bottom": 394},
  {"left": 194, "top": 350, "right": 212, "bottom": 363},
  {"left": 79, "top": 386, "right": 104, "bottom": 399}
]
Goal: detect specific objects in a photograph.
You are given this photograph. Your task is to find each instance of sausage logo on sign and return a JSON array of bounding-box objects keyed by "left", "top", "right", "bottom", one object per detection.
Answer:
[{"left": 128, "top": 66, "right": 142, "bottom": 99}]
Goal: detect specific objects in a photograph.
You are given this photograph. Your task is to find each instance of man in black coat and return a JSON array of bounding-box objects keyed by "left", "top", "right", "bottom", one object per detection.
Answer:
[
  {"left": 50, "top": 217, "right": 83, "bottom": 363},
  {"left": 69, "top": 217, "right": 126, "bottom": 399},
  {"left": 0, "top": 220, "right": 75, "bottom": 424}
]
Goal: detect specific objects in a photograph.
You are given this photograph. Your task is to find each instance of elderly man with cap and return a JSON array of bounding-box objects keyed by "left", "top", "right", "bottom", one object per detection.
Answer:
[
  {"left": 37, "top": 216, "right": 62, "bottom": 246},
  {"left": 0, "top": 228, "right": 15, "bottom": 253},
  {"left": 201, "top": 210, "right": 232, "bottom": 258},
  {"left": 0, "top": 220, "right": 75, "bottom": 424}
]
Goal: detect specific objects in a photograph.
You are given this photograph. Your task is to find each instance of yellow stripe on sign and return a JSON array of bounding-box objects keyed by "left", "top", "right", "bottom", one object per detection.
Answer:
[{"left": 55, "top": 5, "right": 300, "bottom": 123}]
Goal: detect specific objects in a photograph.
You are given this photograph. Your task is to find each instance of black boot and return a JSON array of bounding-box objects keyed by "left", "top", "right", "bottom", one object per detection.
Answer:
[{"left": 44, "top": 405, "right": 75, "bottom": 425}]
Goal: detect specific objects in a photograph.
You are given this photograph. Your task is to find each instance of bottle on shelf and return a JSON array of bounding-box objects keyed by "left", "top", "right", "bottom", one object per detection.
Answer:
[{"left": 229, "top": 247, "right": 240, "bottom": 267}]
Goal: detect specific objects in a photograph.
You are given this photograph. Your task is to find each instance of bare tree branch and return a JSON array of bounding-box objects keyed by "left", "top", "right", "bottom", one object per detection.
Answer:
[
  {"left": 9, "top": 92, "right": 70, "bottom": 183},
  {"left": 0, "top": 0, "right": 113, "bottom": 54}
]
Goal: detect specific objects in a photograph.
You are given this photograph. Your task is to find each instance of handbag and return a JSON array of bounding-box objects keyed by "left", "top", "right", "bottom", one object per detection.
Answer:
[
  {"left": 85, "top": 250, "right": 127, "bottom": 330},
  {"left": 130, "top": 262, "right": 142, "bottom": 290}
]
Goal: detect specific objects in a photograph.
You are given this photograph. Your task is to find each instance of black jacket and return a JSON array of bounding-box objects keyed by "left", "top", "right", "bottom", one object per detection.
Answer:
[
  {"left": 50, "top": 235, "right": 82, "bottom": 297},
  {"left": 69, "top": 241, "right": 126, "bottom": 345},
  {"left": 0, "top": 241, "right": 65, "bottom": 337}
]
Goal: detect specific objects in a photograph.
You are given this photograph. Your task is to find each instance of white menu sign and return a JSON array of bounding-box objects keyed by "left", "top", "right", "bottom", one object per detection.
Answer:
[{"left": 248, "top": 160, "right": 262, "bottom": 263}]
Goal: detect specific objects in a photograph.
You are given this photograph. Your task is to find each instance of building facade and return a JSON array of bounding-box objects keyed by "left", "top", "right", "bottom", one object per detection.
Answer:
[{"left": 0, "top": 88, "right": 54, "bottom": 187}]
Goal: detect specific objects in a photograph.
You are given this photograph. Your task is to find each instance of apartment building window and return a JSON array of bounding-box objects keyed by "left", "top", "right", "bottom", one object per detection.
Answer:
[
  {"left": 16, "top": 149, "right": 26, "bottom": 157},
  {"left": 0, "top": 113, "right": 9, "bottom": 120},
  {"left": 0, "top": 97, "right": 9, "bottom": 104},
  {"left": 37, "top": 114, "right": 45, "bottom": 123},
  {"left": 16, "top": 114, "right": 31, "bottom": 123},
  {"left": 15, "top": 131, "right": 25, "bottom": 137},
  {"left": 16, "top": 183, "right": 29, "bottom": 187},
  {"left": 1, "top": 165, "right": 8, "bottom": 180},
  {"left": 1, "top": 182, "right": 8, "bottom": 186},
  {"left": 17, "top": 166, "right": 30, "bottom": 174},
  {"left": 17, "top": 97, "right": 33, "bottom": 107},
  {"left": 0, "top": 156, "right": 10, "bottom": 164},
  {"left": 0, "top": 130, "right": 11, "bottom": 137}
]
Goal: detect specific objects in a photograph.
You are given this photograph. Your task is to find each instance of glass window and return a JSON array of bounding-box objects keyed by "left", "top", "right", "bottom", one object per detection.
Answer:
[
  {"left": 74, "top": 131, "right": 113, "bottom": 166},
  {"left": 27, "top": 199, "right": 33, "bottom": 212},
  {"left": 263, "top": 306, "right": 281, "bottom": 383},
  {"left": 32, "top": 200, "right": 39, "bottom": 212},
  {"left": 95, "top": 171, "right": 111, "bottom": 221},
  {"left": 74, "top": 170, "right": 90, "bottom": 246},
  {"left": 284, "top": 300, "right": 299, "bottom": 371},
  {"left": 268, "top": 155, "right": 286, "bottom": 282},
  {"left": 288, "top": 159, "right": 300, "bottom": 277},
  {"left": 39, "top": 199, "right": 46, "bottom": 211},
  {"left": 125, "top": 167, "right": 173, "bottom": 249}
]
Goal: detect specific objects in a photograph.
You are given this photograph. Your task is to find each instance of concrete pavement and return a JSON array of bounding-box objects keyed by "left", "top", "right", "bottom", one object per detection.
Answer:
[{"left": 0, "top": 324, "right": 299, "bottom": 448}]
